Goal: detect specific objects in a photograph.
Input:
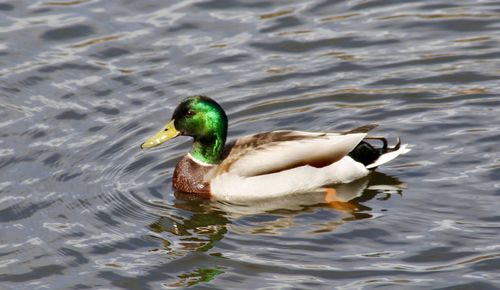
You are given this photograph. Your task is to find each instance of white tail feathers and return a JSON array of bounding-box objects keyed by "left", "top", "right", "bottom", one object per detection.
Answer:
[{"left": 366, "top": 144, "right": 410, "bottom": 169}]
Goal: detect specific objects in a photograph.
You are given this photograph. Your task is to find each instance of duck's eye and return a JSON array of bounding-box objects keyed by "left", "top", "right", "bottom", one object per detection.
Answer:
[{"left": 186, "top": 110, "right": 195, "bottom": 117}]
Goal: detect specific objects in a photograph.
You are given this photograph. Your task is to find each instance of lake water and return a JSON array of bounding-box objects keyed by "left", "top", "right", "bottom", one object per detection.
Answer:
[{"left": 1, "top": 0, "right": 500, "bottom": 289}]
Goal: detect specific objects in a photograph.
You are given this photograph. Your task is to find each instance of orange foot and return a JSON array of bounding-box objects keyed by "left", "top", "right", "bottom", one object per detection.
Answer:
[{"left": 324, "top": 187, "right": 358, "bottom": 213}]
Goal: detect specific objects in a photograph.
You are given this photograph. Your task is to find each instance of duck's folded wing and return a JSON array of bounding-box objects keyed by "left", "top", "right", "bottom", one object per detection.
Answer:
[{"left": 218, "top": 127, "right": 374, "bottom": 177}]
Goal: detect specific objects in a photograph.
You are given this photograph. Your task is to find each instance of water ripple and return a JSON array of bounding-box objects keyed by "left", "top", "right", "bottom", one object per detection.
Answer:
[{"left": 0, "top": 0, "right": 499, "bottom": 289}]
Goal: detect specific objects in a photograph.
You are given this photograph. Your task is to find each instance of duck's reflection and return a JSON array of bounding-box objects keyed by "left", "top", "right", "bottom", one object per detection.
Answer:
[
  {"left": 148, "top": 199, "right": 228, "bottom": 253},
  {"left": 148, "top": 171, "right": 406, "bottom": 253}
]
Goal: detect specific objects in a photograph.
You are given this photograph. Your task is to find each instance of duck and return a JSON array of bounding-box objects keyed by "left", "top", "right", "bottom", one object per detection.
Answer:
[{"left": 141, "top": 95, "right": 410, "bottom": 203}]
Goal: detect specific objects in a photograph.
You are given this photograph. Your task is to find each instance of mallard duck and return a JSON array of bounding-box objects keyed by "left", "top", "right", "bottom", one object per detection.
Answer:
[{"left": 141, "top": 96, "right": 410, "bottom": 202}]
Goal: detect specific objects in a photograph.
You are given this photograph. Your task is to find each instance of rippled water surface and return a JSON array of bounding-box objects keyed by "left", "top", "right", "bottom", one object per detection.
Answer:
[{"left": 1, "top": 0, "right": 500, "bottom": 289}]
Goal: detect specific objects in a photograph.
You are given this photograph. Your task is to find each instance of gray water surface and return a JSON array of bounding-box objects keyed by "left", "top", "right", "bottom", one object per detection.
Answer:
[{"left": 1, "top": 0, "right": 500, "bottom": 289}]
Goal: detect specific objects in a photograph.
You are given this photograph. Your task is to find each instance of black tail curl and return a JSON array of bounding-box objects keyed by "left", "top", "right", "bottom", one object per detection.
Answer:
[{"left": 348, "top": 137, "right": 402, "bottom": 166}]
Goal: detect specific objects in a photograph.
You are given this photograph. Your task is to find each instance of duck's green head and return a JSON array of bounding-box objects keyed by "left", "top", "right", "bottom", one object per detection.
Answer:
[{"left": 141, "top": 96, "right": 228, "bottom": 164}]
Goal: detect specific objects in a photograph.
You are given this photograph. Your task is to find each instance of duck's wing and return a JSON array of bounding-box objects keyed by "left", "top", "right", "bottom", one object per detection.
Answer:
[{"left": 217, "top": 124, "right": 377, "bottom": 177}]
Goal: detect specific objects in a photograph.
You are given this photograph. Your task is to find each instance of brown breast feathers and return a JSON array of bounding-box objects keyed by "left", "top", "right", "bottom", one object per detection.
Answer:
[{"left": 172, "top": 155, "right": 214, "bottom": 198}]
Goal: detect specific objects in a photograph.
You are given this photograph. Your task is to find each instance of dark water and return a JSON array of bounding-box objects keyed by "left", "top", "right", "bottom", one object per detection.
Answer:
[{"left": 1, "top": 0, "right": 500, "bottom": 289}]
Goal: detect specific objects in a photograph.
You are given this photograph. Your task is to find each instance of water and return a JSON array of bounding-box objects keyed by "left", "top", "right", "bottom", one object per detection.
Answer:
[{"left": 1, "top": 0, "right": 500, "bottom": 289}]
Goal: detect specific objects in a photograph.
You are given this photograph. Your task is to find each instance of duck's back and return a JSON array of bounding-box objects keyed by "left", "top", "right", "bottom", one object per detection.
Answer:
[{"left": 217, "top": 130, "right": 369, "bottom": 177}]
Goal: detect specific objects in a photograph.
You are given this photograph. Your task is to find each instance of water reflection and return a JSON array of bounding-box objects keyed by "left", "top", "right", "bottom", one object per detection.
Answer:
[
  {"left": 144, "top": 172, "right": 406, "bottom": 287},
  {"left": 164, "top": 266, "right": 225, "bottom": 288},
  {"left": 148, "top": 200, "right": 229, "bottom": 254},
  {"left": 148, "top": 172, "right": 406, "bottom": 252}
]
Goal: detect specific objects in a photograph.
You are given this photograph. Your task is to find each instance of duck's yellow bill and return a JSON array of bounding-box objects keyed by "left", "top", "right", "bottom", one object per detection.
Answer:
[{"left": 140, "top": 120, "right": 180, "bottom": 149}]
